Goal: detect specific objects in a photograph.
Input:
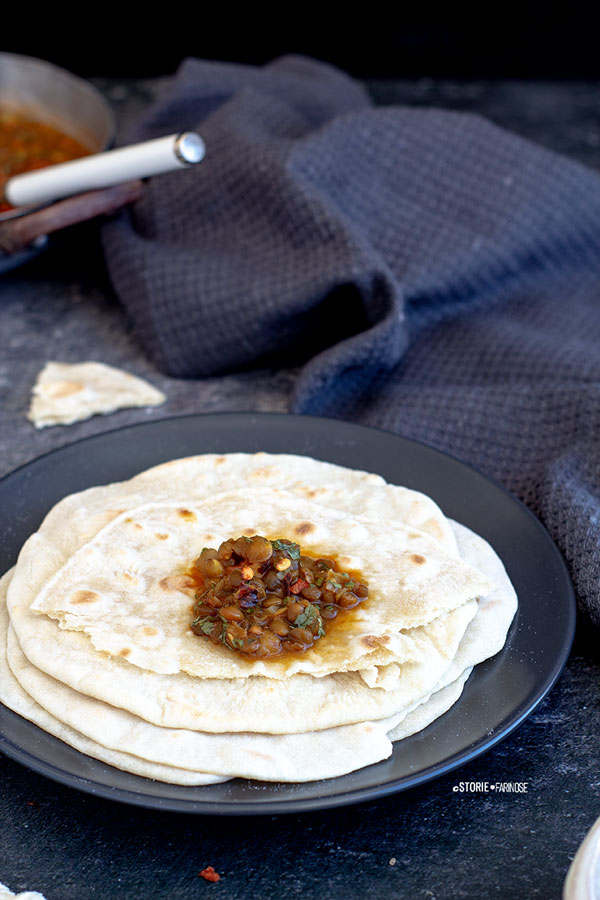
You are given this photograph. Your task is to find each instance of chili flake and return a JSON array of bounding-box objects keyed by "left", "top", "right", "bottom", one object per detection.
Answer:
[{"left": 199, "top": 866, "right": 221, "bottom": 882}]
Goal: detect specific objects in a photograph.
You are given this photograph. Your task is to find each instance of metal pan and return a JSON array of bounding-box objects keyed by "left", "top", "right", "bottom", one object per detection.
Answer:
[
  {"left": 0, "top": 52, "right": 115, "bottom": 271},
  {"left": 0, "top": 132, "right": 204, "bottom": 261},
  {"left": 0, "top": 52, "right": 115, "bottom": 163},
  {"left": 0, "top": 54, "right": 206, "bottom": 273}
]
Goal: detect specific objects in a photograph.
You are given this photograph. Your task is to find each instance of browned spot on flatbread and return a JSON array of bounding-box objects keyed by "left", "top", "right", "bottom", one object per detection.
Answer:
[
  {"left": 249, "top": 467, "right": 275, "bottom": 479},
  {"left": 215, "top": 456, "right": 226, "bottom": 464},
  {"left": 360, "top": 635, "right": 390, "bottom": 649},
  {"left": 178, "top": 508, "right": 197, "bottom": 521},
  {"left": 159, "top": 575, "right": 195, "bottom": 592},
  {"left": 45, "top": 379, "right": 83, "bottom": 399},
  {"left": 294, "top": 521, "right": 315, "bottom": 535},
  {"left": 410, "top": 554, "right": 426, "bottom": 565},
  {"left": 141, "top": 625, "right": 159, "bottom": 637},
  {"left": 71, "top": 590, "right": 99, "bottom": 605},
  {"left": 361, "top": 635, "right": 380, "bottom": 649},
  {"left": 119, "top": 647, "right": 131, "bottom": 657},
  {"left": 125, "top": 517, "right": 143, "bottom": 530},
  {"left": 425, "top": 518, "right": 444, "bottom": 540},
  {"left": 155, "top": 533, "right": 169, "bottom": 540}
]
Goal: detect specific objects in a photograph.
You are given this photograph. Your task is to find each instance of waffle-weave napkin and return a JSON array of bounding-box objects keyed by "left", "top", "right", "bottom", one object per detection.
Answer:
[{"left": 102, "top": 55, "right": 600, "bottom": 628}]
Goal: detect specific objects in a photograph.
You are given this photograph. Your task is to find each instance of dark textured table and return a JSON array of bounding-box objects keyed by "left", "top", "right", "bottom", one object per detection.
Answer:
[{"left": 1, "top": 76, "right": 599, "bottom": 900}]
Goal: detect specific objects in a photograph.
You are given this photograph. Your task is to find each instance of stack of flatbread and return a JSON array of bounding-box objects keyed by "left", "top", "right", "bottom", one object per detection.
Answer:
[{"left": 0, "top": 453, "right": 518, "bottom": 784}]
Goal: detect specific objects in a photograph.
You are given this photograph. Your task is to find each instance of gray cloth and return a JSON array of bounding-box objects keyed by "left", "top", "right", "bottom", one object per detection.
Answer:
[{"left": 102, "top": 55, "right": 600, "bottom": 628}]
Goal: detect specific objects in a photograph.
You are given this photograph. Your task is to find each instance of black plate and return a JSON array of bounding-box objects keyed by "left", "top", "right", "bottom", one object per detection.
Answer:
[{"left": 0, "top": 412, "right": 575, "bottom": 814}]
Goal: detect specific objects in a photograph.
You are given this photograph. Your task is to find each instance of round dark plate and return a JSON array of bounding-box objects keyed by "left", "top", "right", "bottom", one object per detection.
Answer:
[{"left": 0, "top": 412, "right": 575, "bottom": 814}]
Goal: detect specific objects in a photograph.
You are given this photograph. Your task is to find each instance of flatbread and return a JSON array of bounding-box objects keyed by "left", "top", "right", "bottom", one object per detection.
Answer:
[
  {"left": 1, "top": 569, "right": 473, "bottom": 783},
  {"left": 0, "top": 571, "right": 223, "bottom": 786},
  {"left": 0, "top": 881, "right": 48, "bottom": 900},
  {"left": 35, "top": 452, "right": 460, "bottom": 557},
  {"left": 27, "top": 361, "right": 165, "bottom": 428},
  {"left": 7, "top": 521, "right": 515, "bottom": 735},
  {"left": 27, "top": 490, "right": 490, "bottom": 679},
  {"left": 23, "top": 451, "right": 469, "bottom": 687},
  {"left": 0, "top": 451, "right": 518, "bottom": 784}
]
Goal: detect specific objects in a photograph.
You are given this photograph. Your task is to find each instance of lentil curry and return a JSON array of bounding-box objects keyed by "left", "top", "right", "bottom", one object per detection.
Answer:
[
  {"left": 190, "top": 535, "right": 369, "bottom": 658},
  {"left": 0, "top": 109, "right": 90, "bottom": 211}
]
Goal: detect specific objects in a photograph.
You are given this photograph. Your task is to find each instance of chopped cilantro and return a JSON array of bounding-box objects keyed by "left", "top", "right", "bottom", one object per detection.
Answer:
[
  {"left": 272, "top": 538, "right": 301, "bottom": 559},
  {"left": 293, "top": 603, "right": 320, "bottom": 629},
  {"left": 192, "top": 616, "right": 217, "bottom": 637}
]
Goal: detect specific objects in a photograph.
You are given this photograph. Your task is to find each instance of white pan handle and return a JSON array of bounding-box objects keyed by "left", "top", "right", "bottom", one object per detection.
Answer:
[{"left": 4, "top": 132, "right": 205, "bottom": 208}]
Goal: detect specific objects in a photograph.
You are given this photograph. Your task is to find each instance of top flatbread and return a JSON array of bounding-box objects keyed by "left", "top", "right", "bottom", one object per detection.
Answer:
[
  {"left": 27, "top": 489, "right": 490, "bottom": 679},
  {"left": 15, "top": 452, "right": 482, "bottom": 685}
]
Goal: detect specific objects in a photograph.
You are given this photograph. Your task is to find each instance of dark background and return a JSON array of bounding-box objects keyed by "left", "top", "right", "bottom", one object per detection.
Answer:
[{"left": 3, "top": 6, "right": 600, "bottom": 79}]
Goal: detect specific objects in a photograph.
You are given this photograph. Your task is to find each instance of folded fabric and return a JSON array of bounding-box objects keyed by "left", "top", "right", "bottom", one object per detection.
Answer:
[
  {"left": 102, "top": 55, "right": 600, "bottom": 629},
  {"left": 102, "top": 55, "right": 373, "bottom": 376}
]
